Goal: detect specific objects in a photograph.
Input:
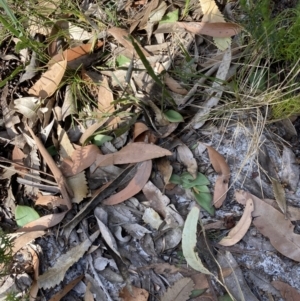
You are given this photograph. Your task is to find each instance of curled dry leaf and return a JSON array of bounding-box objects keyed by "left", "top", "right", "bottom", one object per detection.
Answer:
[
  {"left": 161, "top": 278, "right": 194, "bottom": 301},
  {"left": 142, "top": 180, "right": 169, "bottom": 218},
  {"left": 60, "top": 144, "right": 102, "bottom": 177},
  {"left": 28, "top": 58, "right": 67, "bottom": 98},
  {"left": 38, "top": 231, "right": 99, "bottom": 289},
  {"left": 95, "top": 142, "right": 172, "bottom": 167},
  {"left": 156, "top": 157, "right": 173, "bottom": 188},
  {"left": 206, "top": 145, "right": 230, "bottom": 208},
  {"left": 218, "top": 198, "right": 253, "bottom": 246},
  {"left": 103, "top": 160, "right": 152, "bottom": 205},
  {"left": 271, "top": 281, "right": 300, "bottom": 301},
  {"left": 133, "top": 122, "right": 157, "bottom": 143},
  {"left": 235, "top": 190, "right": 300, "bottom": 262},
  {"left": 177, "top": 144, "right": 198, "bottom": 179}
]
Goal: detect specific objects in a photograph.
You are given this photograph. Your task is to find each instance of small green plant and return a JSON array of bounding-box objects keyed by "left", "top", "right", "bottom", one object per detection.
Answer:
[
  {"left": 0, "top": 229, "right": 13, "bottom": 276},
  {"left": 170, "top": 172, "right": 214, "bottom": 215}
]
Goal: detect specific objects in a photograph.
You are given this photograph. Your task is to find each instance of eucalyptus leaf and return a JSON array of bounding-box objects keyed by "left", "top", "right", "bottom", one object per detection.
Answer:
[
  {"left": 182, "top": 206, "right": 212, "bottom": 274},
  {"left": 194, "top": 192, "right": 214, "bottom": 215},
  {"left": 164, "top": 110, "right": 184, "bottom": 123},
  {"left": 15, "top": 205, "right": 40, "bottom": 227}
]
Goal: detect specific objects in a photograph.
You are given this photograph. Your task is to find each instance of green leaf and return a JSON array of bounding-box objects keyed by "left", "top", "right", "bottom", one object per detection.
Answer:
[
  {"left": 193, "top": 185, "right": 210, "bottom": 193},
  {"left": 116, "top": 55, "right": 131, "bottom": 67},
  {"left": 47, "top": 145, "right": 57, "bottom": 156},
  {"left": 218, "top": 294, "right": 234, "bottom": 301},
  {"left": 182, "top": 206, "right": 212, "bottom": 274},
  {"left": 170, "top": 174, "right": 182, "bottom": 185},
  {"left": 181, "top": 172, "right": 210, "bottom": 189},
  {"left": 194, "top": 192, "right": 214, "bottom": 215},
  {"left": 93, "top": 134, "right": 113, "bottom": 146},
  {"left": 160, "top": 9, "right": 179, "bottom": 24},
  {"left": 15, "top": 205, "right": 40, "bottom": 227},
  {"left": 163, "top": 110, "right": 184, "bottom": 123},
  {"left": 190, "top": 289, "right": 206, "bottom": 298}
]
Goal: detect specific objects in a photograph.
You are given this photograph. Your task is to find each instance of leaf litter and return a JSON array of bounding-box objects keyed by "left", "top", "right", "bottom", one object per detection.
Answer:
[{"left": 1, "top": 0, "right": 300, "bottom": 300}]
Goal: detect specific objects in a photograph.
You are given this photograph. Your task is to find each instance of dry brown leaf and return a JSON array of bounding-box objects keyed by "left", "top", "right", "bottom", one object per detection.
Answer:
[
  {"left": 38, "top": 231, "right": 99, "bottom": 289},
  {"left": 61, "top": 144, "right": 102, "bottom": 177},
  {"left": 95, "top": 142, "right": 172, "bottom": 167},
  {"left": 206, "top": 145, "right": 230, "bottom": 208},
  {"left": 235, "top": 190, "right": 300, "bottom": 262},
  {"left": 133, "top": 122, "right": 157, "bottom": 143},
  {"left": 12, "top": 231, "right": 44, "bottom": 255},
  {"left": 35, "top": 195, "right": 69, "bottom": 209},
  {"left": 271, "top": 177, "right": 286, "bottom": 215},
  {"left": 49, "top": 275, "right": 84, "bottom": 301},
  {"left": 164, "top": 73, "right": 188, "bottom": 95},
  {"left": 57, "top": 124, "right": 74, "bottom": 159},
  {"left": 66, "top": 172, "right": 88, "bottom": 204},
  {"left": 103, "top": 160, "right": 152, "bottom": 205},
  {"left": 199, "top": 0, "right": 232, "bottom": 50},
  {"left": 107, "top": 27, "right": 150, "bottom": 57},
  {"left": 18, "top": 212, "right": 67, "bottom": 232},
  {"left": 161, "top": 278, "right": 194, "bottom": 301},
  {"left": 98, "top": 76, "right": 120, "bottom": 129},
  {"left": 12, "top": 146, "right": 27, "bottom": 175},
  {"left": 177, "top": 144, "right": 198, "bottom": 178},
  {"left": 271, "top": 281, "right": 300, "bottom": 300},
  {"left": 79, "top": 119, "right": 109, "bottom": 145},
  {"left": 156, "top": 157, "right": 173, "bottom": 188},
  {"left": 94, "top": 208, "right": 120, "bottom": 256},
  {"left": 119, "top": 286, "right": 149, "bottom": 301},
  {"left": 98, "top": 76, "right": 114, "bottom": 113},
  {"left": 84, "top": 282, "right": 94, "bottom": 301},
  {"left": 176, "top": 22, "right": 241, "bottom": 38},
  {"left": 28, "top": 58, "right": 67, "bottom": 98},
  {"left": 49, "top": 41, "right": 104, "bottom": 65},
  {"left": 26, "top": 125, "right": 73, "bottom": 210},
  {"left": 133, "top": 122, "right": 149, "bottom": 140},
  {"left": 263, "top": 198, "right": 300, "bottom": 221},
  {"left": 142, "top": 180, "right": 169, "bottom": 218},
  {"left": 218, "top": 198, "right": 253, "bottom": 246}
]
